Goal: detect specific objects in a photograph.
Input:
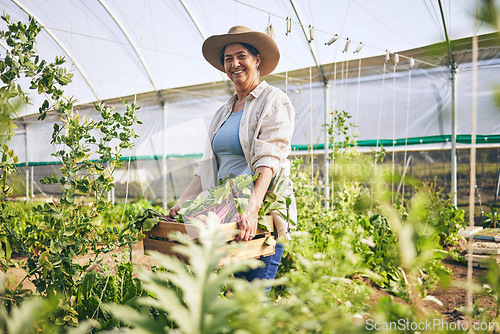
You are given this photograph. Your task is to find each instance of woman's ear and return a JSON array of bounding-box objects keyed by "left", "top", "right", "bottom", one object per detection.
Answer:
[{"left": 255, "top": 54, "right": 261, "bottom": 69}]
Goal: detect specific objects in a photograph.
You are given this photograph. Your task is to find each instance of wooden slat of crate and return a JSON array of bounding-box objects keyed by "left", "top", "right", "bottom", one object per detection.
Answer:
[
  {"left": 143, "top": 215, "right": 275, "bottom": 263},
  {"left": 144, "top": 233, "right": 275, "bottom": 266},
  {"left": 144, "top": 215, "right": 273, "bottom": 242},
  {"left": 142, "top": 238, "right": 182, "bottom": 254},
  {"left": 472, "top": 242, "right": 500, "bottom": 255},
  {"left": 465, "top": 254, "right": 500, "bottom": 268},
  {"left": 218, "top": 235, "right": 275, "bottom": 267}
]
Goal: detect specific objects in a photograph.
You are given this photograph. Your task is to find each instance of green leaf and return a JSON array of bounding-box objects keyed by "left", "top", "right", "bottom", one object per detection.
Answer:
[
  {"left": 258, "top": 216, "right": 271, "bottom": 231},
  {"left": 264, "top": 235, "right": 276, "bottom": 246},
  {"left": 142, "top": 217, "right": 159, "bottom": 232}
]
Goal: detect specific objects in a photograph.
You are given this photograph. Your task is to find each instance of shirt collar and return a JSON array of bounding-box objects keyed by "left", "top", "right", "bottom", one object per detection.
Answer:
[
  {"left": 227, "top": 94, "right": 238, "bottom": 107},
  {"left": 225, "top": 80, "right": 268, "bottom": 107},
  {"left": 249, "top": 81, "right": 268, "bottom": 99}
]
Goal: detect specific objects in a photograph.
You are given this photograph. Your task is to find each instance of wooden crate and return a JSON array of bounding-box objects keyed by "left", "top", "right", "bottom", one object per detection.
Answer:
[{"left": 143, "top": 215, "right": 275, "bottom": 265}]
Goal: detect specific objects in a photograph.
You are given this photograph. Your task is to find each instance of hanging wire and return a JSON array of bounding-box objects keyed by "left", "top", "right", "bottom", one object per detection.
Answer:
[
  {"left": 351, "top": 0, "right": 417, "bottom": 47},
  {"left": 422, "top": 0, "right": 446, "bottom": 41},
  {"left": 375, "top": 51, "right": 389, "bottom": 167},
  {"left": 44, "top": 0, "right": 442, "bottom": 72},
  {"left": 355, "top": 58, "right": 362, "bottom": 126},
  {"left": 325, "top": 34, "right": 339, "bottom": 45},
  {"left": 391, "top": 54, "right": 399, "bottom": 202},
  {"left": 340, "top": 61, "right": 345, "bottom": 112},
  {"left": 466, "top": 0, "right": 480, "bottom": 314},
  {"left": 476, "top": 184, "right": 485, "bottom": 217},
  {"left": 230, "top": 0, "right": 441, "bottom": 68},
  {"left": 331, "top": 61, "right": 337, "bottom": 206},
  {"left": 309, "top": 66, "right": 314, "bottom": 182},
  {"left": 308, "top": 25, "right": 315, "bottom": 42},
  {"left": 344, "top": 59, "right": 349, "bottom": 113},
  {"left": 121, "top": 0, "right": 148, "bottom": 226},
  {"left": 343, "top": 38, "right": 351, "bottom": 53},
  {"left": 401, "top": 57, "right": 414, "bottom": 204},
  {"left": 354, "top": 42, "right": 364, "bottom": 53},
  {"left": 285, "top": 19, "right": 290, "bottom": 94},
  {"left": 286, "top": 16, "right": 292, "bottom": 35},
  {"left": 70, "top": 0, "right": 74, "bottom": 97}
]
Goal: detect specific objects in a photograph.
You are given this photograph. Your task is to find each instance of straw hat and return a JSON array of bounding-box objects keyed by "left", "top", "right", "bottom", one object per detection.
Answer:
[{"left": 202, "top": 26, "right": 280, "bottom": 77}]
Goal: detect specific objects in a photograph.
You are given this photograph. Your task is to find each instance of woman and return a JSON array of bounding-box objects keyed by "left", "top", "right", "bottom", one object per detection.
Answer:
[{"left": 170, "top": 26, "right": 296, "bottom": 283}]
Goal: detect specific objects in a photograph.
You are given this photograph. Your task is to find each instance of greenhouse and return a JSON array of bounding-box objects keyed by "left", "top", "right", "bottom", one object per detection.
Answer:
[{"left": 1, "top": 0, "right": 500, "bottom": 332}]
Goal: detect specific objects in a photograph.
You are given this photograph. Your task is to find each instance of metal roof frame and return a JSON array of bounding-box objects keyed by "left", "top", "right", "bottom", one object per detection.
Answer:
[
  {"left": 12, "top": 0, "right": 100, "bottom": 100},
  {"left": 98, "top": 0, "right": 158, "bottom": 92},
  {"left": 289, "top": 0, "right": 328, "bottom": 86},
  {"left": 178, "top": 0, "right": 233, "bottom": 94}
]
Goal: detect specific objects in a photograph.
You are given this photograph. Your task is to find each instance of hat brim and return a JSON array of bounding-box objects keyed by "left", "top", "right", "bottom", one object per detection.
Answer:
[{"left": 202, "top": 31, "right": 279, "bottom": 77}]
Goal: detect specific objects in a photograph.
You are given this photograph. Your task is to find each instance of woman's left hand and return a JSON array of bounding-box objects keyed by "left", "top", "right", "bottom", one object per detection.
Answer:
[
  {"left": 237, "top": 208, "right": 259, "bottom": 242},
  {"left": 236, "top": 166, "right": 273, "bottom": 241}
]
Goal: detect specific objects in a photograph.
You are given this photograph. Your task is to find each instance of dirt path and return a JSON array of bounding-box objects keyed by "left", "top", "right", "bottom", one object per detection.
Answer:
[
  {"left": 427, "top": 259, "right": 496, "bottom": 323},
  {"left": 365, "top": 258, "right": 496, "bottom": 328},
  {"left": 5, "top": 241, "right": 156, "bottom": 291}
]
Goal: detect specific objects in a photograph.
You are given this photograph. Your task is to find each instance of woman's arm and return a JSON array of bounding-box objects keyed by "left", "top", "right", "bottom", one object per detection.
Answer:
[
  {"left": 169, "top": 175, "right": 203, "bottom": 217},
  {"left": 237, "top": 166, "right": 273, "bottom": 241}
]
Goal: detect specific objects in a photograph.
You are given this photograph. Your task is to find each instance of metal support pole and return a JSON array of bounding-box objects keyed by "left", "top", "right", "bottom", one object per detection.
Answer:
[
  {"left": 451, "top": 65, "right": 458, "bottom": 206},
  {"left": 30, "top": 166, "right": 34, "bottom": 200},
  {"left": 162, "top": 103, "right": 168, "bottom": 214},
  {"left": 438, "top": 0, "right": 458, "bottom": 207},
  {"left": 494, "top": 170, "right": 500, "bottom": 207},
  {"left": 324, "top": 83, "right": 330, "bottom": 209},
  {"left": 25, "top": 124, "right": 29, "bottom": 201}
]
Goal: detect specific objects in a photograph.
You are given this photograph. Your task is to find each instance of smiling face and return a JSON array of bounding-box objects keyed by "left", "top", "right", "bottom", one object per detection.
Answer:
[{"left": 223, "top": 43, "right": 261, "bottom": 89}]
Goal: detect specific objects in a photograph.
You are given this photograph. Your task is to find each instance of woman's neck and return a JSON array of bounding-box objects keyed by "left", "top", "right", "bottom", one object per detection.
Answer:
[{"left": 235, "top": 78, "right": 261, "bottom": 102}]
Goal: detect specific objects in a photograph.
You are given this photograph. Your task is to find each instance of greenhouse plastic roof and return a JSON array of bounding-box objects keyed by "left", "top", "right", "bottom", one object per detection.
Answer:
[{"left": 0, "top": 0, "right": 496, "bottom": 111}]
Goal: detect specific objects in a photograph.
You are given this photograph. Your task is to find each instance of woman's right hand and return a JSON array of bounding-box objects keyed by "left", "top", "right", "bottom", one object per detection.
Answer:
[
  {"left": 169, "top": 202, "right": 182, "bottom": 218},
  {"left": 169, "top": 175, "right": 202, "bottom": 218}
]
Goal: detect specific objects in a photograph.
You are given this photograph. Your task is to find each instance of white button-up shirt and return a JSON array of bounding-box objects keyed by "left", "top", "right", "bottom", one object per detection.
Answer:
[{"left": 194, "top": 81, "right": 297, "bottom": 232}]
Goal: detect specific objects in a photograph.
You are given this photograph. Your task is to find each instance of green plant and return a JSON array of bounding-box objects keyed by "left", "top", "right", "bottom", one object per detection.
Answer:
[
  {"left": 422, "top": 182, "right": 467, "bottom": 263},
  {"left": 483, "top": 206, "right": 500, "bottom": 228},
  {"left": 326, "top": 109, "right": 359, "bottom": 158},
  {"left": 104, "top": 213, "right": 262, "bottom": 333},
  {"left": 0, "top": 14, "right": 143, "bottom": 327},
  {"left": 14, "top": 99, "right": 139, "bottom": 291},
  {"left": 74, "top": 261, "right": 145, "bottom": 329},
  {"left": 42, "top": 100, "right": 140, "bottom": 206},
  {"left": 7, "top": 100, "right": 142, "bottom": 327},
  {"left": 288, "top": 119, "right": 457, "bottom": 300},
  {"left": 0, "top": 14, "right": 72, "bottom": 197},
  {"left": 476, "top": 258, "right": 500, "bottom": 322},
  {"left": 0, "top": 273, "right": 100, "bottom": 333},
  {"left": 104, "top": 214, "right": 372, "bottom": 334},
  {"left": 229, "top": 237, "right": 370, "bottom": 333}
]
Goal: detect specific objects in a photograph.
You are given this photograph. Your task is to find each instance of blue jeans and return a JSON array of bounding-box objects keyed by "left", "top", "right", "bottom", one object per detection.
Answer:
[{"left": 235, "top": 243, "right": 284, "bottom": 292}]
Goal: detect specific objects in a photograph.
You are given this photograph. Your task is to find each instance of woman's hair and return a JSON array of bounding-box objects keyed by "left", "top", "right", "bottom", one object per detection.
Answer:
[{"left": 220, "top": 43, "right": 260, "bottom": 67}]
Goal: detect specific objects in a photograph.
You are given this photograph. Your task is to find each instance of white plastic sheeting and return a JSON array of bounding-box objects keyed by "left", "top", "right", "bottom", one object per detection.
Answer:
[
  {"left": 0, "top": 0, "right": 496, "bottom": 112},
  {"left": 2, "top": 0, "right": 500, "bottom": 205},
  {"left": 9, "top": 54, "right": 500, "bottom": 165}
]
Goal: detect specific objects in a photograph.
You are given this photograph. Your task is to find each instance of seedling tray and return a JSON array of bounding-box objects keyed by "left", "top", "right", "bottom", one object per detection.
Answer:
[{"left": 143, "top": 215, "right": 275, "bottom": 266}]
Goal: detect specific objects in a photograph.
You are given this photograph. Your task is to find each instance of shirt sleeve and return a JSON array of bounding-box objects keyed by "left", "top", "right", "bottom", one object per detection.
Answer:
[{"left": 252, "top": 92, "right": 295, "bottom": 173}]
